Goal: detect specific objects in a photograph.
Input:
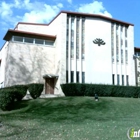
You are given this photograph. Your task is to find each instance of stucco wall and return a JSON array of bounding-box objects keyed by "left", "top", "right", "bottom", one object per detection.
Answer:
[
  {"left": 5, "top": 42, "right": 55, "bottom": 87},
  {"left": 0, "top": 42, "right": 9, "bottom": 87},
  {"left": 85, "top": 18, "right": 112, "bottom": 84},
  {"left": 48, "top": 13, "right": 67, "bottom": 95},
  {"left": 127, "top": 25, "right": 135, "bottom": 85}
]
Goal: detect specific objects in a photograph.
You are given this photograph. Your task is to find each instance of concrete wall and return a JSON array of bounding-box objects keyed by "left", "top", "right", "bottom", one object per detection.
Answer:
[
  {"left": 4, "top": 42, "right": 55, "bottom": 87},
  {"left": 0, "top": 42, "right": 9, "bottom": 88},
  {"left": 85, "top": 18, "right": 112, "bottom": 84},
  {"left": 2, "top": 13, "right": 67, "bottom": 96},
  {"left": 48, "top": 13, "right": 67, "bottom": 95},
  {"left": 127, "top": 25, "right": 135, "bottom": 85}
]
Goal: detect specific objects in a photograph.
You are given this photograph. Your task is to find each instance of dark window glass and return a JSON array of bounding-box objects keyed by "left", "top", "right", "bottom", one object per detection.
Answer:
[
  {"left": 35, "top": 39, "right": 44, "bottom": 44},
  {"left": 126, "top": 75, "right": 129, "bottom": 86},
  {"left": 45, "top": 40, "right": 54, "bottom": 46},
  {"left": 82, "top": 72, "right": 85, "bottom": 83},
  {"left": 66, "top": 70, "right": 68, "bottom": 83},
  {"left": 71, "top": 71, "right": 74, "bottom": 83},
  {"left": 76, "top": 71, "right": 79, "bottom": 83},
  {"left": 117, "top": 74, "right": 119, "bottom": 85},
  {"left": 112, "top": 74, "right": 115, "bottom": 85},
  {"left": 122, "top": 75, "right": 124, "bottom": 85},
  {"left": 13, "top": 36, "right": 23, "bottom": 42},
  {"left": 24, "top": 37, "right": 34, "bottom": 43},
  {"left": 125, "top": 27, "right": 127, "bottom": 37}
]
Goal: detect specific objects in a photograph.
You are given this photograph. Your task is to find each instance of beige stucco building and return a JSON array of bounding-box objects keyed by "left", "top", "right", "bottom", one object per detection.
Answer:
[{"left": 0, "top": 11, "right": 137, "bottom": 96}]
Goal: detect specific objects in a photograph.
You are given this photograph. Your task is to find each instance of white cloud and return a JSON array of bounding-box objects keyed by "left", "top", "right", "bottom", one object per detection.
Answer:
[
  {"left": 0, "top": 0, "right": 63, "bottom": 29},
  {"left": 67, "top": 0, "right": 72, "bottom": 4},
  {"left": 76, "top": 1, "right": 112, "bottom": 18},
  {"left": 21, "top": 3, "right": 63, "bottom": 23}
]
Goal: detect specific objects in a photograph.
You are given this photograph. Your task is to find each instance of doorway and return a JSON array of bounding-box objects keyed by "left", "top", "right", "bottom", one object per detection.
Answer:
[{"left": 45, "top": 78, "right": 54, "bottom": 94}]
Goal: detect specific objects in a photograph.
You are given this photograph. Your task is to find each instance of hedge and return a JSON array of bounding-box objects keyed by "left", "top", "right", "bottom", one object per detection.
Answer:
[
  {"left": 0, "top": 89, "right": 16, "bottom": 111},
  {"left": 5, "top": 85, "right": 28, "bottom": 101},
  {"left": 28, "top": 83, "right": 44, "bottom": 99},
  {"left": 61, "top": 83, "right": 140, "bottom": 98}
]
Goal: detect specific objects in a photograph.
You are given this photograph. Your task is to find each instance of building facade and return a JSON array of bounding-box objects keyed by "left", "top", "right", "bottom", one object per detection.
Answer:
[{"left": 0, "top": 11, "right": 136, "bottom": 96}]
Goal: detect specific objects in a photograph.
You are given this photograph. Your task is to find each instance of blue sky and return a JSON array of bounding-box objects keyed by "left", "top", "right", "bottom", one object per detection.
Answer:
[{"left": 0, "top": 0, "right": 140, "bottom": 48}]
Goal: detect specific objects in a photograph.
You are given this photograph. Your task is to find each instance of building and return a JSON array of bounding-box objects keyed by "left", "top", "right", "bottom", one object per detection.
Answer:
[
  {"left": 0, "top": 11, "right": 136, "bottom": 96},
  {"left": 134, "top": 47, "right": 140, "bottom": 86}
]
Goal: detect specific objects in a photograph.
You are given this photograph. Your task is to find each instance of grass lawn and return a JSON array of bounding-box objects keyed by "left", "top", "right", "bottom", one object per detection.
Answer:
[{"left": 0, "top": 97, "right": 140, "bottom": 140}]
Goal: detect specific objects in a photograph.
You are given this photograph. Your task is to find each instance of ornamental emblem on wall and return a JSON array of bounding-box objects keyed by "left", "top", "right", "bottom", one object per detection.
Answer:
[{"left": 93, "top": 38, "right": 106, "bottom": 46}]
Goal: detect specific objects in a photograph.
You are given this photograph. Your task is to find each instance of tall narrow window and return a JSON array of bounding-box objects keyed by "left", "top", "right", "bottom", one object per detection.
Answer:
[
  {"left": 66, "top": 70, "right": 68, "bottom": 83},
  {"left": 121, "top": 49, "right": 123, "bottom": 63},
  {"left": 76, "top": 18, "right": 80, "bottom": 59},
  {"left": 81, "top": 18, "right": 85, "bottom": 59},
  {"left": 71, "top": 71, "right": 74, "bottom": 83},
  {"left": 125, "top": 26, "right": 127, "bottom": 37},
  {"left": 125, "top": 50, "right": 128, "bottom": 64},
  {"left": 125, "top": 40, "right": 127, "bottom": 48},
  {"left": 116, "top": 25, "right": 119, "bottom": 62},
  {"left": 122, "top": 75, "right": 124, "bottom": 85},
  {"left": 126, "top": 75, "right": 129, "bottom": 86},
  {"left": 117, "top": 74, "right": 119, "bottom": 85},
  {"left": 112, "top": 74, "right": 115, "bottom": 85},
  {"left": 76, "top": 71, "right": 79, "bottom": 83},
  {"left": 66, "top": 18, "right": 69, "bottom": 58},
  {"left": 71, "top": 18, "right": 74, "bottom": 58},
  {"left": 82, "top": 72, "right": 85, "bottom": 83},
  {"left": 111, "top": 24, "right": 114, "bottom": 62}
]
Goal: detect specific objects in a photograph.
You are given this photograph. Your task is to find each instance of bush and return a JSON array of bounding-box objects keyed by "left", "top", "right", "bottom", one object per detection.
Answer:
[
  {"left": 61, "top": 83, "right": 140, "bottom": 98},
  {"left": 5, "top": 85, "right": 28, "bottom": 101},
  {"left": 0, "top": 89, "right": 16, "bottom": 111},
  {"left": 28, "top": 83, "right": 44, "bottom": 99}
]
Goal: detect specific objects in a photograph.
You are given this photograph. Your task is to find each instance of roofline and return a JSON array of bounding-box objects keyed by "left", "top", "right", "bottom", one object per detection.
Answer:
[
  {"left": 60, "top": 11, "right": 134, "bottom": 26},
  {"left": 134, "top": 47, "right": 140, "bottom": 51},
  {"left": 14, "top": 22, "right": 48, "bottom": 30},
  {"left": 3, "top": 29, "right": 56, "bottom": 41},
  {"left": 14, "top": 10, "right": 134, "bottom": 29}
]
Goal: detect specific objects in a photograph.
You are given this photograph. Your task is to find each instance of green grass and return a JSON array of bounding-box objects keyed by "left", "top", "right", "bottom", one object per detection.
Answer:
[{"left": 0, "top": 97, "right": 140, "bottom": 140}]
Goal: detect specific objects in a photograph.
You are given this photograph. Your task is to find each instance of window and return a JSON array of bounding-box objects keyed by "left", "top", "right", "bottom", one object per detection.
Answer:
[
  {"left": 82, "top": 72, "right": 85, "bottom": 83},
  {"left": 76, "top": 18, "right": 80, "bottom": 59},
  {"left": 76, "top": 71, "right": 79, "bottom": 83},
  {"left": 66, "top": 70, "right": 68, "bottom": 83},
  {"left": 71, "top": 18, "right": 74, "bottom": 59},
  {"left": 24, "top": 37, "right": 34, "bottom": 43},
  {"left": 125, "top": 26, "right": 127, "bottom": 37},
  {"left": 122, "top": 75, "right": 124, "bottom": 85},
  {"left": 125, "top": 40, "right": 127, "bottom": 47},
  {"left": 112, "top": 74, "right": 115, "bottom": 85},
  {"left": 126, "top": 75, "right": 129, "bottom": 86},
  {"left": 71, "top": 71, "right": 74, "bottom": 83},
  {"left": 82, "top": 18, "right": 85, "bottom": 59},
  {"left": 121, "top": 49, "right": 123, "bottom": 63},
  {"left": 111, "top": 24, "right": 114, "bottom": 62},
  {"left": 116, "top": 27, "right": 119, "bottom": 62},
  {"left": 13, "top": 36, "right": 23, "bottom": 42},
  {"left": 45, "top": 40, "right": 54, "bottom": 46},
  {"left": 117, "top": 74, "right": 119, "bottom": 85},
  {"left": 35, "top": 39, "right": 44, "bottom": 45},
  {"left": 125, "top": 50, "right": 128, "bottom": 64}
]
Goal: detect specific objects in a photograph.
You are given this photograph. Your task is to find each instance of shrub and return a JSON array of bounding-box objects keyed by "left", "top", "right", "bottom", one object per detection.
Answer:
[
  {"left": 6, "top": 85, "right": 28, "bottom": 101},
  {"left": 0, "top": 89, "right": 16, "bottom": 111},
  {"left": 61, "top": 83, "right": 140, "bottom": 98},
  {"left": 28, "top": 83, "right": 44, "bottom": 99}
]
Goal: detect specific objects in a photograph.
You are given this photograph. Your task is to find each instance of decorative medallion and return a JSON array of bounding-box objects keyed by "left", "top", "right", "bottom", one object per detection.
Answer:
[{"left": 93, "top": 38, "right": 106, "bottom": 46}]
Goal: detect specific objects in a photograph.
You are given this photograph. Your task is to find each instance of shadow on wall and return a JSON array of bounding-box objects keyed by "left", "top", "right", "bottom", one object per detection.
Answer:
[{"left": 5, "top": 45, "right": 55, "bottom": 86}]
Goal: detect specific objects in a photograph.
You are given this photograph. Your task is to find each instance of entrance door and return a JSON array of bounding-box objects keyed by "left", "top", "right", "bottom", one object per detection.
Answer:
[{"left": 45, "top": 78, "right": 54, "bottom": 94}]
